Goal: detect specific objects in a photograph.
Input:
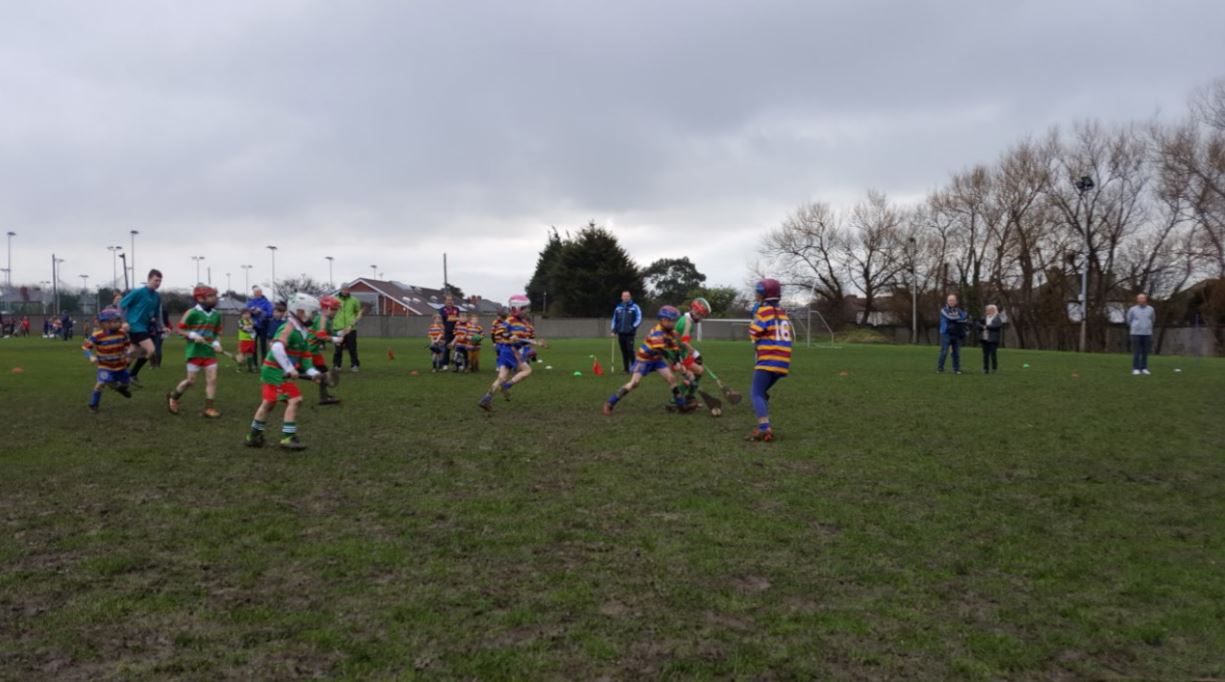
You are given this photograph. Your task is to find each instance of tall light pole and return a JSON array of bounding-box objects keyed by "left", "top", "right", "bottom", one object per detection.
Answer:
[
  {"left": 39, "top": 280, "right": 50, "bottom": 315},
  {"left": 107, "top": 246, "right": 123, "bottom": 288},
  {"left": 79, "top": 274, "right": 90, "bottom": 313},
  {"left": 241, "top": 264, "right": 253, "bottom": 294},
  {"left": 1074, "top": 175, "right": 1095, "bottom": 353},
  {"left": 266, "top": 246, "right": 278, "bottom": 300},
  {"left": 908, "top": 236, "right": 918, "bottom": 344},
  {"left": 370, "top": 264, "right": 377, "bottom": 279},
  {"left": 129, "top": 230, "right": 139, "bottom": 281},
  {"left": 192, "top": 256, "right": 205, "bottom": 284},
  {"left": 52, "top": 256, "right": 64, "bottom": 315},
  {"left": 4, "top": 231, "right": 14, "bottom": 287},
  {"left": 226, "top": 272, "right": 232, "bottom": 294},
  {"left": 325, "top": 256, "right": 334, "bottom": 288}
]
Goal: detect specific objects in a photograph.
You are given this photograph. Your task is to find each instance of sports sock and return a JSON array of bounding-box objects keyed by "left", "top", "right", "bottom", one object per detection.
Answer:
[
  {"left": 671, "top": 386, "right": 684, "bottom": 405},
  {"left": 130, "top": 357, "right": 147, "bottom": 377},
  {"left": 501, "top": 381, "right": 513, "bottom": 391},
  {"left": 281, "top": 422, "right": 297, "bottom": 436},
  {"left": 250, "top": 419, "right": 265, "bottom": 432},
  {"left": 170, "top": 388, "right": 184, "bottom": 400},
  {"left": 89, "top": 390, "right": 102, "bottom": 407}
]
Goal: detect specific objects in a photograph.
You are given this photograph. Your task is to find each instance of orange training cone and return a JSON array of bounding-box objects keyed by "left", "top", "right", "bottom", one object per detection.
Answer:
[
  {"left": 592, "top": 358, "right": 604, "bottom": 377},
  {"left": 387, "top": 347, "right": 396, "bottom": 361}
]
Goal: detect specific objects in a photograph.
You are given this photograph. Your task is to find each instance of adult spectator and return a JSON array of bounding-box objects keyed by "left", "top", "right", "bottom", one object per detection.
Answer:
[
  {"left": 120, "top": 268, "right": 164, "bottom": 386},
  {"left": 247, "top": 286, "right": 274, "bottom": 363},
  {"left": 1126, "top": 293, "right": 1155, "bottom": 376},
  {"left": 936, "top": 293, "right": 968, "bottom": 374},
  {"left": 439, "top": 294, "right": 462, "bottom": 371},
  {"left": 976, "top": 304, "right": 1005, "bottom": 374},
  {"left": 610, "top": 290, "right": 643, "bottom": 374},
  {"left": 20, "top": 316, "right": 30, "bottom": 337},
  {"left": 332, "top": 284, "right": 364, "bottom": 372}
]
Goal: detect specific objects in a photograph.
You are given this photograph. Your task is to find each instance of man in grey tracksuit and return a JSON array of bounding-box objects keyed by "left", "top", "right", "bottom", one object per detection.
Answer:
[{"left": 1126, "top": 293, "right": 1155, "bottom": 375}]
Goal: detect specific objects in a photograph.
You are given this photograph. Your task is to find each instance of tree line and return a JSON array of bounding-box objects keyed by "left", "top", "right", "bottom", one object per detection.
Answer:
[
  {"left": 525, "top": 222, "right": 746, "bottom": 318},
  {"left": 760, "top": 79, "right": 1225, "bottom": 350}
]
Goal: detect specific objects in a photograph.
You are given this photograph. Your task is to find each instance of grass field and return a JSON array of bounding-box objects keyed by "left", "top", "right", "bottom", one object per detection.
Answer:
[{"left": 1, "top": 336, "right": 1223, "bottom": 680}]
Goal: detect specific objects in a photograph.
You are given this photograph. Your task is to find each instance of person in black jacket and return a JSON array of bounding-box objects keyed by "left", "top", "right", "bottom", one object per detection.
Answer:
[{"left": 976, "top": 304, "right": 1004, "bottom": 374}]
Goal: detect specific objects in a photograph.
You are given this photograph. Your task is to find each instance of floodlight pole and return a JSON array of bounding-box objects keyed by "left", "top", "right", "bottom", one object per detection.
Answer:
[
  {"left": 266, "top": 246, "right": 278, "bottom": 300},
  {"left": 908, "top": 236, "right": 918, "bottom": 344},
  {"left": 241, "top": 264, "right": 252, "bottom": 293},
  {"left": 325, "top": 256, "right": 334, "bottom": 288},
  {"left": 130, "top": 229, "right": 139, "bottom": 282},
  {"left": 5, "top": 231, "right": 14, "bottom": 287},
  {"left": 1075, "top": 175, "right": 1094, "bottom": 353}
]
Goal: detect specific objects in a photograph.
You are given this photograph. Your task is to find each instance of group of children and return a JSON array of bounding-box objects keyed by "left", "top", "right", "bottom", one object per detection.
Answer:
[
  {"left": 80, "top": 277, "right": 793, "bottom": 446},
  {"left": 428, "top": 311, "right": 485, "bottom": 372},
  {"left": 601, "top": 278, "right": 792, "bottom": 441}
]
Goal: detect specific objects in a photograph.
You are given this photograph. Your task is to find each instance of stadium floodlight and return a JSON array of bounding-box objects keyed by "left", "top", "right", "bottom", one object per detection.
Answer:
[
  {"left": 129, "top": 230, "right": 139, "bottom": 281},
  {"left": 192, "top": 256, "right": 205, "bottom": 285},
  {"left": 4, "top": 231, "right": 14, "bottom": 287},
  {"left": 266, "top": 246, "right": 278, "bottom": 300},
  {"left": 241, "top": 264, "right": 253, "bottom": 293}
]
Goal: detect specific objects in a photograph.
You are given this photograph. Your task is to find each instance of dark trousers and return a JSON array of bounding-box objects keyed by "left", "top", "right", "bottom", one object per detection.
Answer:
[
  {"left": 1131, "top": 334, "right": 1151, "bottom": 370},
  {"left": 937, "top": 335, "right": 961, "bottom": 371},
  {"left": 152, "top": 334, "right": 165, "bottom": 368},
  {"left": 334, "top": 330, "right": 360, "bottom": 368},
  {"left": 257, "top": 332, "right": 269, "bottom": 365},
  {"left": 617, "top": 332, "right": 636, "bottom": 373},
  {"left": 981, "top": 341, "right": 998, "bottom": 372}
]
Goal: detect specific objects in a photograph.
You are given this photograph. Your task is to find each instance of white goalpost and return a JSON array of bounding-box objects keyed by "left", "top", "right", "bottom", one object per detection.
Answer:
[{"left": 695, "top": 309, "right": 840, "bottom": 349}]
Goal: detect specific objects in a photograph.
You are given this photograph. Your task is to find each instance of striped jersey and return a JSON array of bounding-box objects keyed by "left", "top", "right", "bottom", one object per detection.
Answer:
[
  {"left": 504, "top": 315, "right": 534, "bottom": 348},
  {"left": 749, "top": 303, "right": 793, "bottom": 375},
  {"left": 466, "top": 321, "right": 483, "bottom": 347},
  {"left": 490, "top": 318, "right": 509, "bottom": 345},
  {"left": 178, "top": 305, "right": 223, "bottom": 360},
  {"left": 636, "top": 323, "right": 681, "bottom": 363},
  {"left": 452, "top": 320, "right": 470, "bottom": 347},
  {"left": 428, "top": 321, "right": 444, "bottom": 343},
  {"left": 82, "top": 329, "right": 131, "bottom": 370}
]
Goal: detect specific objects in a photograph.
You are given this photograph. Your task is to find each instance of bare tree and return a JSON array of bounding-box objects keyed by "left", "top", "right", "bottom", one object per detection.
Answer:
[
  {"left": 760, "top": 201, "right": 849, "bottom": 306},
  {"left": 844, "top": 190, "right": 905, "bottom": 325}
]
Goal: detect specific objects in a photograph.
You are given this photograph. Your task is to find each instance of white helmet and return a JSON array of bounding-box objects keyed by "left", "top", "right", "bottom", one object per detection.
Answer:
[
  {"left": 508, "top": 294, "right": 530, "bottom": 312},
  {"left": 288, "top": 292, "right": 321, "bottom": 320}
]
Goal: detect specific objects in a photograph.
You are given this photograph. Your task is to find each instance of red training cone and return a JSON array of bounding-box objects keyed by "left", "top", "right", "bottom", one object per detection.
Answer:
[
  {"left": 387, "top": 347, "right": 396, "bottom": 361},
  {"left": 592, "top": 359, "right": 604, "bottom": 377}
]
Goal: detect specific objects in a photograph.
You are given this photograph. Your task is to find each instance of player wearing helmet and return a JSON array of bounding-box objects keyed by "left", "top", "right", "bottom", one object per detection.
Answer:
[
  {"left": 602, "top": 305, "right": 692, "bottom": 415},
  {"left": 81, "top": 307, "right": 134, "bottom": 412},
  {"left": 168, "top": 286, "right": 225, "bottom": 418},
  {"left": 747, "top": 279, "right": 792, "bottom": 442},
  {"left": 672, "top": 297, "right": 712, "bottom": 408},
  {"left": 308, "top": 295, "right": 345, "bottom": 405},
  {"left": 244, "top": 293, "right": 324, "bottom": 450},
  {"left": 477, "top": 295, "right": 542, "bottom": 411}
]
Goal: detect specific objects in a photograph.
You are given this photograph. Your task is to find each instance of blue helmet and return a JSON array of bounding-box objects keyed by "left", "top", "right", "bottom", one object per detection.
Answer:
[
  {"left": 99, "top": 307, "right": 121, "bottom": 322},
  {"left": 657, "top": 305, "right": 680, "bottom": 322}
]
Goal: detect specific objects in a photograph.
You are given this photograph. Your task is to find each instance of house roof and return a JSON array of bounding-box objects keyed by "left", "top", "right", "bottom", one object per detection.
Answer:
[{"left": 336, "top": 278, "right": 495, "bottom": 314}]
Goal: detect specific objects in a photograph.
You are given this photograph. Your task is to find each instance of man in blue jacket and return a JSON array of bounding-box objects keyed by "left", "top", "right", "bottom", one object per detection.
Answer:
[
  {"left": 246, "top": 286, "right": 275, "bottom": 363},
  {"left": 937, "top": 293, "right": 968, "bottom": 374},
  {"left": 610, "top": 290, "right": 643, "bottom": 374},
  {"left": 120, "top": 268, "right": 164, "bottom": 386}
]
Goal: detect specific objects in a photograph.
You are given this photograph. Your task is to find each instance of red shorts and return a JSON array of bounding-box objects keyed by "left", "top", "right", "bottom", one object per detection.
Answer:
[
  {"left": 682, "top": 355, "right": 698, "bottom": 369},
  {"left": 311, "top": 354, "right": 326, "bottom": 366},
  {"left": 187, "top": 357, "right": 218, "bottom": 368},
  {"left": 239, "top": 340, "right": 256, "bottom": 354},
  {"left": 261, "top": 382, "right": 302, "bottom": 402}
]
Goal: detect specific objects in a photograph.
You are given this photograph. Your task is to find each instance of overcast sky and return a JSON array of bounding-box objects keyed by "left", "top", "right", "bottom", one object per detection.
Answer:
[{"left": 2, "top": 0, "right": 1223, "bottom": 302}]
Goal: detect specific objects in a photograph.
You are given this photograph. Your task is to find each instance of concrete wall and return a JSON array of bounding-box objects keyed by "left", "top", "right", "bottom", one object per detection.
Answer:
[{"left": 879, "top": 324, "right": 1221, "bottom": 357}]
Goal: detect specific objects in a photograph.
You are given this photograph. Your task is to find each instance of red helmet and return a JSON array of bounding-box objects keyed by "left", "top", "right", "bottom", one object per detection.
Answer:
[
  {"left": 689, "top": 297, "right": 711, "bottom": 319},
  {"left": 755, "top": 278, "right": 782, "bottom": 301},
  {"left": 320, "top": 295, "right": 341, "bottom": 311},
  {"left": 192, "top": 285, "right": 218, "bottom": 301}
]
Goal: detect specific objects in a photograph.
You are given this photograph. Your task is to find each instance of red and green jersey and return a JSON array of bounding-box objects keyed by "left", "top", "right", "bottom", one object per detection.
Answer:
[
  {"left": 179, "top": 305, "right": 223, "bottom": 361},
  {"left": 307, "top": 314, "right": 334, "bottom": 353},
  {"left": 749, "top": 303, "right": 793, "bottom": 375},
  {"left": 261, "top": 318, "right": 312, "bottom": 384},
  {"left": 674, "top": 312, "right": 700, "bottom": 358}
]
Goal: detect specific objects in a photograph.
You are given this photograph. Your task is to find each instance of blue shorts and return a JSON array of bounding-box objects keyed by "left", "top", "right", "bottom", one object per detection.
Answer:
[
  {"left": 496, "top": 345, "right": 523, "bottom": 370},
  {"left": 632, "top": 359, "right": 669, "bottom": 375},
  {"left": 96, "top": 368, "right": 131, "bottom": 385}
]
